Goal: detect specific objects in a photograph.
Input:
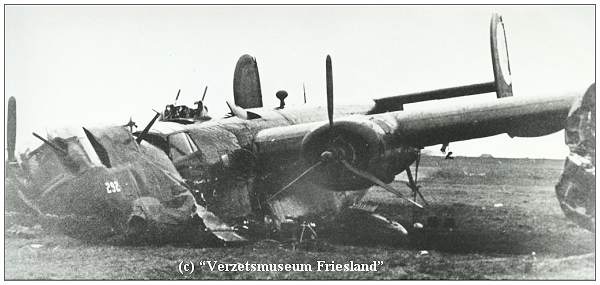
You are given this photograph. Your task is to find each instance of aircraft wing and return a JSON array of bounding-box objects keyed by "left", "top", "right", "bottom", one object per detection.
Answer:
[
  {"left": 376, "top": 92, "right": 578, "bottom": 148},
  {"left": 255, "top": 89, "right": 582, "bottom": 194},
  {"left": 255, "top": 92, "right": 578, "bottom": 156}
]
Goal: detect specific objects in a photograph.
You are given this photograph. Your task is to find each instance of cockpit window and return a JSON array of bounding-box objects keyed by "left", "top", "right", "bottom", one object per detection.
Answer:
[{"left": 168, "top": 132, "right": 198, "bottom": 161}]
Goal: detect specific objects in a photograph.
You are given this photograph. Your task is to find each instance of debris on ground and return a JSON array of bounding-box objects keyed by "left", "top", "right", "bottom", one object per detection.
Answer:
[{"left": 6, "top": 224, "right": 43, "bottom": 239}]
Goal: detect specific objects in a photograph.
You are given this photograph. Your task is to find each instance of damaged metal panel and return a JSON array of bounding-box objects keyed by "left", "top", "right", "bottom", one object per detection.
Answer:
[
  {"left": 556, "top": 84, "right": 595, "bottom": 232},
  {"left": 195, "top": 205, "right": 246, "bottom": 242},
  {"left": 13, "top": 126, "right": 246, "bottom": 243},
  {"left": 203, "top": 175, "right": 255, "bottom": 222},
  {"left": 213, "top": 120, "right": 255, "bottom": 148},
  {"left": 186, "top": 125, "right": 242, "bottom": 165},
  {"left": 266, "top": 164, "right": 367, "bottom": 225}
]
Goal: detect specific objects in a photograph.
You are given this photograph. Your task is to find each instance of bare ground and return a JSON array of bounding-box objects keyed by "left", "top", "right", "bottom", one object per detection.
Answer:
[{"left": 4, "top": 156, "right": 595, "bottom": 280}]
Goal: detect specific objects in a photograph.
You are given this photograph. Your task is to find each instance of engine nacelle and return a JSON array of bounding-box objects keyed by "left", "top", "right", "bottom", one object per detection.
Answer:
[{"left": 301, "top": 117, "right": 416, "bottom": 191}]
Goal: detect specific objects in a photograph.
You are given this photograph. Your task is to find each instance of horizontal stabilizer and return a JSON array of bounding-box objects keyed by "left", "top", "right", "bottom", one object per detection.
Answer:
[{"left": 370, "top": 13, "right": 513, "bottom": 114}]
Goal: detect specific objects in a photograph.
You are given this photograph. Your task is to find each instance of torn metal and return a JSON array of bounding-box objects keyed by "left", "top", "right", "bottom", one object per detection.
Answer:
[
  {"left": 555, "top": 84, "right": 596, "bottom": 232},
  {"left": 6, "top": 126, "right": 245, "bottom": 244}
]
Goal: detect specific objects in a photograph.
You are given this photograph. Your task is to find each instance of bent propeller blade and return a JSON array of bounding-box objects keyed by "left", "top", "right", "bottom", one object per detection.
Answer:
[
  {"left": 136, "top": 110, "right": 161, "bottom": 144},
  {"left": 267, "top": 161, "right": 322, "bottom": 201}
]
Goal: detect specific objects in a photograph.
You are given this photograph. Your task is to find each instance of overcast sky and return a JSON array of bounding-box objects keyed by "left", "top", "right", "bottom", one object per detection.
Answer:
[{"left": 4, "top": 5, "right": 595, "bottom": 158}]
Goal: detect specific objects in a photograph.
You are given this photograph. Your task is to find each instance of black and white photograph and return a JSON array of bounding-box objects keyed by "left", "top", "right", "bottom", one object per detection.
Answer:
[{"left": 3, "top": 3, "right": 595, "bottom": 280}]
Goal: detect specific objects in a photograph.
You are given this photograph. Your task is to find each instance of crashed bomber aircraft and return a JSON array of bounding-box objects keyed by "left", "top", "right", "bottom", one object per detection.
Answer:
[{"left": 5, "top": 14, "right": 595, "bottom": 244}]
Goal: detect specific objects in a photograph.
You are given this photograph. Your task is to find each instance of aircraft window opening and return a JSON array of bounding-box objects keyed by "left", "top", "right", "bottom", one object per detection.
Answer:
[
  {"left": 139, "top": 133, "right": 169, "bottom": 154},
  {"left": 168, "top": 132, "right": 196, "bottom": 161}
]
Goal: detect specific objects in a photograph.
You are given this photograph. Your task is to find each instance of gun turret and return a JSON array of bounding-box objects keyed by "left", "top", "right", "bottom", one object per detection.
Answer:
[{"left": 161, "top": 87, "right": 211, "bottom": 123}]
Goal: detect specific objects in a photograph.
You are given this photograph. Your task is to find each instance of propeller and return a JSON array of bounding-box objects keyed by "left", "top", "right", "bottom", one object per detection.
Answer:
[
  {"left": 7, "top": 97, "right": 16, "bottom": 162},
  {"left": 135, "top": 110, "right": 161, "bottom": 144},
  {"left": 266, "top": 55, "right": 335, "bottom": 200},
  {"left": 326, "top": 55, "right": 334, "bottom": 133},
  {"left": 340, "top": 160, "right": 423, "bottom": 208},
  {"left": 266, "top": 160, "right": 323, "bottom": 202},
  {"left": 268, "top": 55, "right": 423, "bottom": 208},
  {"left": 123, "top": 117, "right": 138, "bottom": 132}
]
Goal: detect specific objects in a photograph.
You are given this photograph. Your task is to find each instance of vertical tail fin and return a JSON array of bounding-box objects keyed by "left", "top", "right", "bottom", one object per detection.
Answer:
[
  {"left": 7, "top": 96, "right": 16, "bottom": 162},
  {"left": 233, "top": 54, "right": 263, "bottom": 108},
  {"left": 490, "top": 13, "right": 513, "bottom": 98}
]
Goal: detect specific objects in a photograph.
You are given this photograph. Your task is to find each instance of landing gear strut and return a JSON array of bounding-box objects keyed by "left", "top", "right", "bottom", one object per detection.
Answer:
[{"left": 404, "top": 150, "right": 428, "bottom": 207}]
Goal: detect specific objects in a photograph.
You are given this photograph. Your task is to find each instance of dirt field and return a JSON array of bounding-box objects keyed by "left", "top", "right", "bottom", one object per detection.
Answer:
[{"left": 4, "top": 156, "right": 595, "bottom": 280}]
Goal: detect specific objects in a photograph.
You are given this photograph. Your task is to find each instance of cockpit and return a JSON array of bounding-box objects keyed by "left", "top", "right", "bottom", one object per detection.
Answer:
[{"left": 161, "top": 88, "right": 212, "bottom": 123}]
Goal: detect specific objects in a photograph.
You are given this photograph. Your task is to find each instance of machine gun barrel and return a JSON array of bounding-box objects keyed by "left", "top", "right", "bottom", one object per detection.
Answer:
[
  {"left": 201, "top": 86, "right": 208, "bottom": 101},
  {"left": 32, "top": 132, "right": 68, "bottom": 156}
]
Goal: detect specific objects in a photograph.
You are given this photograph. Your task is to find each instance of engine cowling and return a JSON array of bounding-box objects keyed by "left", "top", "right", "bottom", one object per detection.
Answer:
[{"left": 301, "top": 116, "right": 417, "bottom": 191}]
